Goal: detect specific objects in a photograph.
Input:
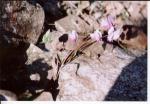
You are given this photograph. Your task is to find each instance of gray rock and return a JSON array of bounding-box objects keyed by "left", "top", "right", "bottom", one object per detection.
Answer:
[
  {"left": 26, "top": 43, "right": 52, "bottom": 69},
  {"left": 55, "top": 15, "right": 92, "bottom": 34},
  {"left": 57, "top": 46, "right": 138, "bottom": 100},
  {"left": 30, "top": 73, "right": 41, "bottom": 81},
  {"left": 0, "top": 1, "right": 45, "bottom": 44},
  {"left": 0, "top": 90, "right": 17, "bottom": 101},
  {"left": 34, "top": 91, "right": 53, "bottom": 101},
  {"left": 0, "top": 0, "right": 44, "bottom": 79}
]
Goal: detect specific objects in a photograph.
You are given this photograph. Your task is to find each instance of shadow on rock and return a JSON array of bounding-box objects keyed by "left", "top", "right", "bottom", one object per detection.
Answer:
[
  {"left": 104, "top": 53, "right": 147, "bottom": 101},
  {"left": 26, "top": 0, "right": 67, "bottom": 47},
  {"left": 24, "top": 58, "right": 59, "bottom": 101},
  {"left": 0, "top": 58, "right": 59, "bottom": 101}
]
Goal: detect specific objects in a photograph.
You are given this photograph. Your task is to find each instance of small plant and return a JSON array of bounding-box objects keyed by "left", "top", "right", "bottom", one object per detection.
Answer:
[
  {"left": 90, "top": 29, "right": 102, "bottom": 42},
  {"left": 53, "top": 15, "right": 124, "bottom": 80},
  {"left": 68, "top": 30, "right": 79, "bottom": 42},
  {"left": 100, "top": 15, "right": 123, "bottom": 42},
  {"left": 41, "top": 29, "right": 52, "bottom": 44},
  {"left": 62, "top": 15, "right": 123, "bottom": 65}
]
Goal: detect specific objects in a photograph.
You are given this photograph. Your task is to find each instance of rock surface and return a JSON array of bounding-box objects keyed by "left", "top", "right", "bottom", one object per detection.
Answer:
[
  {"left": 0, "top": 0, "right": 45, "bottom": 44},
  {"left": 26, "top": 42, "right": 147, "bottom": 101},
  {"left": 34, "top": 91, "right": 53, "bottom": 101},
  {"left": 0, "top": 1, "right": 147, "bottom": 101},
  {"left": 25, "top": 43, "right": 58, "bottom": 101},
  {"left": 56, "top": 47, "right": 141, "bottom": 100},
  {"left": 0, "top": 0, "right": 45, "bottom": 81},
  {"left": 0, "top": 90, "right": 17, "bottom": 101},
  {"left": 55, "top": 15, "right": 93, "bottom": 34}
]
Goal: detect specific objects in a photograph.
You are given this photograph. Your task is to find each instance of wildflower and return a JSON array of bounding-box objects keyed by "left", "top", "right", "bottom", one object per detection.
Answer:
[
  {"left": 69, "top": 30, "right": 78, "bottom": 42},
  {"left": 112, "top": 28, "right": 123, "bottom": 41},
  {"left": 107, "top": 27, "right": 123, "bottom": 42},
  {"left": 100, "top": 15, "right": 115, "bottom": 30},
  {"left": 107, "top": 27, "right": 115, "bottom": 42},
  {"left": 90, "top": 30, "right": 102, "bottom": 41}
]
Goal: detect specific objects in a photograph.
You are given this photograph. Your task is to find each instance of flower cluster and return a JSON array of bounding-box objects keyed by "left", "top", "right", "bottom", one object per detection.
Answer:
[
  {"left": 89, "top": 15, "right": 123, "bottom": 42},
  {"left": 68, "top": 30, "right": 78, "bottom": 42},
  {"left": 100, "top": 15, "right": 123, "bottom": 42},
  {"left": 68, "top": 15, "right": 122, "bottom": 43},
  {"left": 107, "top": 26, "right": 123, "bottom": 42},
  {"left": 90, "top": 29, "right": 102, "bottom": 42},
  {"left": 101, "top": 15, "right": 115, "bottom": 31}
]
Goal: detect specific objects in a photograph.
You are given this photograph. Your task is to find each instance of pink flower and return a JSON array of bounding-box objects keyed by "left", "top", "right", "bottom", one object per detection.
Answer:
[
  {"left": 107, "top": 27, "right": 123, "bottom": 42},
  {"left": 100, "top": 15, "right": 115, "bottom": 30},
  {"left": 69, "top": 30, "right": 78, "bottom": 42},
  {"left": 112, "top": 28, "right": 123, "bottom": 41},
  {"left": 107, "top": 27, "right": 115, "bottom": 42},
  {"left": 90, "top": 30, "right": 102, "bottom": 41}
]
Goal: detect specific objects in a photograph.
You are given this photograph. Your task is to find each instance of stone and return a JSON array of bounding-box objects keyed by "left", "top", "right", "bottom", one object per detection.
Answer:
[
  {"left": 122, "top": 1, "right": 131, "bottom": 9},
  {"left": 34, "top": 92, "right": 53, "bottom": 101},
  {"left": 30, "top": 73, "right": 41, "bottom": 81},
  {"left": 43, "top": 0, "right": 62, "bottom": 17},
  {"left": 0, "top": 0, "right": 45, "bottom": 44},
  {"left": 57, "top": 47, "right": 138, "bottom": 100},
  {"left": 44, "top": 31, "right": 62, "bottom": 52},
  {"left": 76, "top": 1, "right": 90, "bottom": 15},
  {"left": 55, "top": 15, "right": 92, "bottom": 34},
  {"left": 105, "top": 1, "right": 124, "bottom": 16},
  {"left": 0, "top": 0, "right": 44, "bottom": 81},
  {"left": 26, "top": 43, "right": 52, "bottom": 68},
  {"left": 128, "top": 4, "right": 142, "bottom": 21},
  {"left": 141, "top": 6, "right": 147, "bottom": 18},
  {"left": 0, "top": 90, "right": 17, "bottom": 101},
  {"left": 118, "top": 25, "right": 147, "bottom": 51},
  {"left": 79, "top": 13, "right": 100, "bottom": 30}
]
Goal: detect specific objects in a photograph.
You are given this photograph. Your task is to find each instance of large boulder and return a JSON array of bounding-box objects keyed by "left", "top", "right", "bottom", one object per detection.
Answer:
[
  {"left": 0, "top": 0, "right": 44, "bottom": 88},
  {"left": 0, "top": 0, "right": 45, "bottom": 44}
]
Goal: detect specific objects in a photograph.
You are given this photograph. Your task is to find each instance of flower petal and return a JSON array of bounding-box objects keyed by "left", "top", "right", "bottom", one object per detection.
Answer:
[
  {"left": 107, "top": 27, "right": 115, "bottom": 42},
  {"left": 112, "top": 28, "right": 123, "bottom": 40},
  {"left": 101, "top": 15, "right": 115, "bottom": 30},
  {"left": 95, "top": 30, "right": 102, "bottom": 38},
  {"left": 100, "top": 18, "right": 110, "bottom": 30},
  {"left": 90, "top": 33, "right": 95, "bottom": 40},
  {"left": 69, "top": 30, "right": 78, "bottom": 42},
  {"left": 108, "top": 26, "right": 114, "bottom": 35},
  {"left": 107, "top": 32, "right": 114, "bottom": 42},
  {"left": 107, "top": 15, "right": 115, "bottom": 26},
  {"left": 90, "top": 30, "right": 102, "bottom": 41}
]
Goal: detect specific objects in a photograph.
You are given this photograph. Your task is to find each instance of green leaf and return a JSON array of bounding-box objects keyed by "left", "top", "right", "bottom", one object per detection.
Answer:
[{"left": 41, "top": 29, "right": 51, "bottom": 44}]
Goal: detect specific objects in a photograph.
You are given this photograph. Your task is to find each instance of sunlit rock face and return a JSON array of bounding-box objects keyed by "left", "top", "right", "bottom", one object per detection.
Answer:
[{"left": 57, "top": 46, "right": 146, "bottom": 100}]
